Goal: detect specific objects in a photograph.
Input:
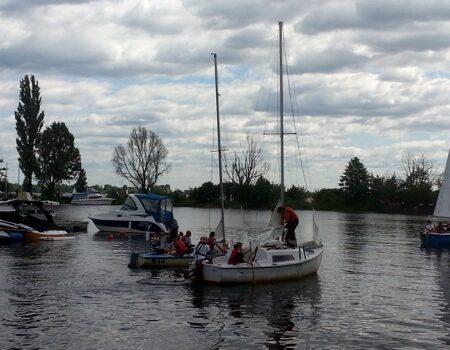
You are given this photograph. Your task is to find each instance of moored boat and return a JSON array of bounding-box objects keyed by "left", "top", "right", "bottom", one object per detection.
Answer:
[
  {"left": 0, "top": 198, "right": 64, "bottom": 232},
  {"left": 0, "top": 219, "right": 73, "bottom": 242},
  {"left": 71, "top": 188, "right": 114, "bottom": 205},
  {"left": 89, "top": 193, "right": 178, "bottom": 234}
]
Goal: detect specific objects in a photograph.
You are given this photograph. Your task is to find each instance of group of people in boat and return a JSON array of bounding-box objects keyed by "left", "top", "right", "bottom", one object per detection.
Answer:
[
  {"left": 424, "top": 220, "right": 450, "bottom": 234},
  {"left": 187, "top": 205, "right": 300, "bottom": 281},
  {"left": 149, "top": 204, "right": 300, "bottom": 266}
]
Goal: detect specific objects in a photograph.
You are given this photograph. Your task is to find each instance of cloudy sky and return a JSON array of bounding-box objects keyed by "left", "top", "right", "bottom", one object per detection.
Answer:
[{"left": 1, "top": 0, "right": 450, "bottom": 191}]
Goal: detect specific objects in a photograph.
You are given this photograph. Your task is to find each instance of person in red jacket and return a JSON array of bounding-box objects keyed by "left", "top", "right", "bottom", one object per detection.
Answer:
[
  {"left": 174, "top": 235, "right": 187, "bottom": 255},
  {"left": 277, "top": 206, "right": 298, "bottom": 247},
  {"left": 228, "top": 242, "right": 248, "bottom": 265}
]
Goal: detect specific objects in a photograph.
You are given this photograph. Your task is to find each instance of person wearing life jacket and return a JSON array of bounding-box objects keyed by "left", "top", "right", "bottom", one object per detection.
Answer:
[
  {"left": 193, "top": 236, "right": 211, "bottom": 281},
  {"left": 277, "top": 206, "right": 299, "bottom": 247}
]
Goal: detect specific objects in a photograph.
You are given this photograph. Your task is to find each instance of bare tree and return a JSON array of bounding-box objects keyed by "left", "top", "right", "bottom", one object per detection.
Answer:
[
  {"left": 112, "top": 127, "right": 170, "bottom": 193},
  {"left": 401, "top": 151, "right": 434, "bottom": 189},
  {"left": 224, "top": 136, "right": 269, "bottom": 186}
]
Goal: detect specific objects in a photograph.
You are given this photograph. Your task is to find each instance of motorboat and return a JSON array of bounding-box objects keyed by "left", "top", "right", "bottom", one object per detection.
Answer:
[
  {"left": 71, "top": 188, "right": 114, "bottom": 205},
  {"left": 0, "top": 219, "right": 73, "bottom": 242},
  {"left": 0, "top": 198, "right": 64, "bottom": 232},
  {"left": 89, "top": 193, "right": 178, "bottom": 234}
]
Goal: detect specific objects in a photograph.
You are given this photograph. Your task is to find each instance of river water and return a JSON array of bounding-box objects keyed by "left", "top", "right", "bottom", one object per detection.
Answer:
[{"left": 1, "top": 205, "right": 449, "bottom": 349}]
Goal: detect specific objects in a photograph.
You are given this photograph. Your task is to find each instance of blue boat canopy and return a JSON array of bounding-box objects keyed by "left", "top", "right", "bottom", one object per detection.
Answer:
[
  {"left": 120, "top": 193, "right": 175, "bottom": 227},
  {"left": 134, "top": 193, "right": 170, "bottom": 201}
]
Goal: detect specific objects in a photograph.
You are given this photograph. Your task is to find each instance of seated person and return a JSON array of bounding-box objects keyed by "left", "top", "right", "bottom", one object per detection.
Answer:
[
  {"left": 424, "top": 220, "right": 433, "bottom": 233},
  {"left": 174, "top": 235, "right": 187, "bottom": 255},
  {"left": 228, "top": 242, "right": 250, "bottom": 265},
  {"left": 150, "top": 232, "right": 161, "bottom": 249},
  {"left": 182, "top": 230, "right": 194, "bottom": 253}
]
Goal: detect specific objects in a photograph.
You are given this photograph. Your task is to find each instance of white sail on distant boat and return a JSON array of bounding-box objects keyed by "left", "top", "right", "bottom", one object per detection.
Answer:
[
  {"left": 198, "top": 22, "right": 324, "bottom": 284},
  {"left": 421, "top": 150, "right": 450, "bottom": 247}
]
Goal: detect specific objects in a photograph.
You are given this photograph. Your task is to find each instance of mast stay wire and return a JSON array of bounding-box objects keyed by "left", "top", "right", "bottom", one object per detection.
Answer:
[{"left": 283, "top": 34, "right": 312, "bottom": 194}]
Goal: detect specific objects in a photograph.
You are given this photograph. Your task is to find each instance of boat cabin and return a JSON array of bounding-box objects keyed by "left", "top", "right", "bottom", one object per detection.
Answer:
[
  {"left": 121, "top": 193, "right": 175, "bottom": 225},
  {"left": 72, "top": 188, "right": 103, "bottom": 201}
]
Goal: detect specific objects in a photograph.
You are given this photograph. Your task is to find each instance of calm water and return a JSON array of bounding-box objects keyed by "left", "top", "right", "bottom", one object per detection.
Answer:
[{"left": 1, "top": 205, "right": 449, "bottom": 349}]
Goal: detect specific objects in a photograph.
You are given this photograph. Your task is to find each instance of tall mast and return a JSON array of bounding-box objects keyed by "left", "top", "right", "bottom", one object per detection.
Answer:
[
  {"left": 279, "top": 21, "right": 285, "bottom": 206},
  {"left": 212, "top": 53, "right": 226, "bottom": 242}
]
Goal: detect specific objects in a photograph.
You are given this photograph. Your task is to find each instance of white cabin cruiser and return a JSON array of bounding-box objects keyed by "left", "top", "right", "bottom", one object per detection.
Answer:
[
  {"left": 89, "top": 193, "right": 178, "bottom": 234},
  {"left": 71, "top": 188, "right": 114, "bottom": 205}
]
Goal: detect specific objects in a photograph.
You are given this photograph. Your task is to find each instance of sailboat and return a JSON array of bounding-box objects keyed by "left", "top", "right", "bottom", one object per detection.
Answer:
[
  {"left": 197, "top": 22, "right": 324, "bottom": 284},
  {"left": 421, "top": 150, "right": 450, "bottom": 247}
]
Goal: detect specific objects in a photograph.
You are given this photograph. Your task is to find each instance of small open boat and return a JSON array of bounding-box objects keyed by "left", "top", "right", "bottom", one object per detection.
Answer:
[{"left": 129, "top": 251, "right": 194, "bottom": 268}]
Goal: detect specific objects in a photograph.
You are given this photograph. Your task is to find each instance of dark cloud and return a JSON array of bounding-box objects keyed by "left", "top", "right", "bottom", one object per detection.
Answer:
[
  {"left": 298, "top": 0, "right": 450, "bottom": 34},
  {"left": 289, "top": 48, "right": 368, "bottom": 73}
]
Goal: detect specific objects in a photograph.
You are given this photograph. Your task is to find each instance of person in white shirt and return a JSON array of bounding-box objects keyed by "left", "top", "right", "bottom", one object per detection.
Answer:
[
  {"left": 425, "top": 220, "right": 434, "bottom": 233},
  {"left": 193, "top": 236, "right": 211, "bottom": 282}
]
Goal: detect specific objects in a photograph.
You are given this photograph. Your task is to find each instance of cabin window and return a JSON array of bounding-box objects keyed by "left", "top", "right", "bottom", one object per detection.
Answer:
[
  {"left": 272, "top": 255, "right": 294, "bottom": 263},
  {"left": 120, "top": 197, "right": 137, "bottom": 211},
  {"left": 141, "top": 198, "right": 160, "bottom": 213}
]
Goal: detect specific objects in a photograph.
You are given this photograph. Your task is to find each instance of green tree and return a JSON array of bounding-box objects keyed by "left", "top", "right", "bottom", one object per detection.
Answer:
[
  {"left": 112, "top": 126, "right": 170, "bottom": 193},
  {"left": 246, "top": 176, "right": 278, "bottom": 209},
  {"left": 313, "top": 188, "right": 344, "bottom": 211},
  {"left": 371, "top": 174, "right": 401, "bottom": 200},
  {"left": 189, "top": 181, "right": 219, "bottom": 206},
  {"left": 339, "top": 157, "right": 371, "bottom": 206},
  {"left": 400, "top": 152, "right": 435, "bottom": 205},
  {"left": 285, "top": 185, "right": 309, "bottom": 209},
  {"left": 0, "top": 158, "right": 7, "bottom": 196},
  {"left": 74, "top": 168, "right": 88, "bottom": 192},
  {"left": 15, "top": 75, "right": 45, "bottom": 192},
  {"left": 36, "top": 122, "right": 81, "bottom": 199}
]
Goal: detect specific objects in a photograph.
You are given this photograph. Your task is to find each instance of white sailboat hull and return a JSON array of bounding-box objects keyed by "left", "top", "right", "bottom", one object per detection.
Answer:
[{"left": 201, "top": 245, "right": 323, "bottom": 284}]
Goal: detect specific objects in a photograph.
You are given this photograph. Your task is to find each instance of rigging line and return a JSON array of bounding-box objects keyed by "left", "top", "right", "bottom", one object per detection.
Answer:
[
  {"left": 253, "top": 30, "right": 278, "bottom": 139},
  {"left": 283, "top": 37, "right": 311, "bottom": 194},
  {"left": 208, "top": 100, "right": 217, "bottom": 231}
]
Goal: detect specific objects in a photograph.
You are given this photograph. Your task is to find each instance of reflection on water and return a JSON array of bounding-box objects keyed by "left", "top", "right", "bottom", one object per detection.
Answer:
[
  {"left": 187, "top": 277, "right": 322, "bottom": 349},
  {"left": 1, "top": 206, "right": 450, "bottom": 349}
]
